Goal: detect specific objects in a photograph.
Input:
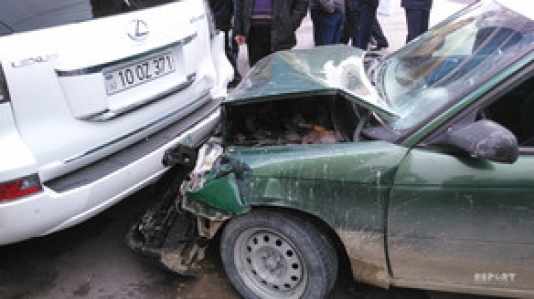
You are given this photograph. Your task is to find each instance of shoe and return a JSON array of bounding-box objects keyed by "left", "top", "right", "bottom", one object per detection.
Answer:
[
  {"left": 227, "top": 78, "right": 241, "bottom": 89},
  {"left": 369, "top": 43, "right": 388, "bottom": 51}
]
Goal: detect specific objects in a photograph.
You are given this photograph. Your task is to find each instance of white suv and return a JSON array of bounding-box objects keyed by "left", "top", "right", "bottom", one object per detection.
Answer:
[{"left": 0, "top": 0, "right": 233, "bottom": 245}]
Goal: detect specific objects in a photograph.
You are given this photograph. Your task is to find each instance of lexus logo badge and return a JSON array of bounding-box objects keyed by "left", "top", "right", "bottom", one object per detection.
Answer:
[{"left": 128, "top": 19, "right": 149, "bottom": 41}]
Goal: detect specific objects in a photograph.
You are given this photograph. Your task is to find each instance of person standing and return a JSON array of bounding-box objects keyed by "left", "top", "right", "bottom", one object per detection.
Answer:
[
  {"left": 340, "top": 0, "right": 357, "bottom": 45},
  {"left": 342, "top": 0, "right": 388, "bottom": 51},
  {"left": 310, "top": 0, "right": 345, "bottom": 46},
  {"left": 234, "top": 0, "right": 309, "bottom": 67},
  {"left": 208, "top": 0, "right": 242, "bottom": 88},
  {"left": 401, "top": 0, "right": 433, "bottom": 43},
  {"left": 369, "top": 16, "right": 389, "bottom": 50},
  {"left": 353, "top": 0, "right": 379, "bottom": 50}
]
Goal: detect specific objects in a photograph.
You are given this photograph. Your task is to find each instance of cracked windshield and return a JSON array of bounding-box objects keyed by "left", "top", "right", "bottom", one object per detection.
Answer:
[{"left": 376, "top": 1, "right": 534, "bottom": 131}]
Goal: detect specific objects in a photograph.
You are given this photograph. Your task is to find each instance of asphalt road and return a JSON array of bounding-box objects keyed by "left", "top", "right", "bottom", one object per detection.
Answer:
[{"left": 0, "top": 182, "right": 499, "bottom": 299}]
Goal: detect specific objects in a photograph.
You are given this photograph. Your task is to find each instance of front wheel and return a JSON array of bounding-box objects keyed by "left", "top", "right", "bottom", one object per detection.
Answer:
[{"left": 220, "top": 210, "right": 338, "bottom": 299}]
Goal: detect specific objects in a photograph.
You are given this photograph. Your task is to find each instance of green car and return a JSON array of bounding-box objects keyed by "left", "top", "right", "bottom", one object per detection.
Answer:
[{"left": 128, "top": 0, "right": 534, "bottom": 297}]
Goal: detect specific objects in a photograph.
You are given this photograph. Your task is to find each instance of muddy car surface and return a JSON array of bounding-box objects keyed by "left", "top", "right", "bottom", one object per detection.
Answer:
[{"left": 128, "top": 0, "right": 534, "bottom": 298}]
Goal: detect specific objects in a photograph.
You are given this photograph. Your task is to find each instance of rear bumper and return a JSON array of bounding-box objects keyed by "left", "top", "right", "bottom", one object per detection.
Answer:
[{"left": 0, "top": 98, "right": 221, "bottom": 245}]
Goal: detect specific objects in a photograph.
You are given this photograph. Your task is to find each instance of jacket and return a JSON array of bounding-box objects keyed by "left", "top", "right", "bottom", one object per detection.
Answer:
[
  {"left": 401, "top": 0, "right": 433, "bottom": 10},
  {"left": 309, "top": 0, "right": 345, "bottom": 14},
  {"left": 234, "top": 0, "right": 309, "bottom": 51},
  {"left": 208, "top": 0, "right": 234, "bottom": 31}
]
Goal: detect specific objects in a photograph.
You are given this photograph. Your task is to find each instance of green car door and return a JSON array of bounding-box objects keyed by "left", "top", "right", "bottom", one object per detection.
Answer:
[{"left": 388, "top": 147, "right": 534, "bottom": 292}]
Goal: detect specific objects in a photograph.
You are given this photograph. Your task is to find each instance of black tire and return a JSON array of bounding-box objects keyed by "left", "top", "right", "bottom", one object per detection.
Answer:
[{"left": 220, "top": 210, "right": 338, "bottom": 299}]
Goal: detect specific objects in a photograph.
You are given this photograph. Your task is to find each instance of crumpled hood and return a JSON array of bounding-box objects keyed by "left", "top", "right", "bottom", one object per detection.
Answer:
[{"left": 225, "top": 44, "right": 397, "bottom": 119}]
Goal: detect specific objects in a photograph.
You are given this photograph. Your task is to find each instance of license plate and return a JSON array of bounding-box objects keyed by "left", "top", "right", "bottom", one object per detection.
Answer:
[{"left": 104, "top": 52, "right": 176, "bottom": 95}]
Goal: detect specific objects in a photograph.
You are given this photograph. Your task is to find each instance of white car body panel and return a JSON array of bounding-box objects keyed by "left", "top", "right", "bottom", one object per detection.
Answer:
[{"left": 0, "top": 0, "right": 233, "bottom": 245}]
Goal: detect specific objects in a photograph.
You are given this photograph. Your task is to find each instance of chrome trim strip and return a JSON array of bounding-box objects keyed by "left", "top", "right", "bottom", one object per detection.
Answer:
[
  {"left": 80, "top": 73, "right": 196, "bottom": 122},
  {"left": 64, "top": 88, "right": 212, "bottom": 164},
  {"left": 55, "top": 33, "right": 197, "bottom": 77}
]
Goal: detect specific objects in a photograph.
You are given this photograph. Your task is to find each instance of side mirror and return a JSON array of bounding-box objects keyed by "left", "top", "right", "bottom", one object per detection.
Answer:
[{"left": 446, "top": 120, "right": 518, "bottom": 163}]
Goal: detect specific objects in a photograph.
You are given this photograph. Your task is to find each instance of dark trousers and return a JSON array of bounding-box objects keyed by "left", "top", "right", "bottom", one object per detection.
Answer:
[
  {"left": 224, "top": 30, "right": 241, "bottom": 81},
  {"left": 341, "top": 0, "right": 358, "bottom": 45},
  {"left": 311, "top": 8, "right": 344, "bottom": 46},
  {"left": 247, "top": 26, "right": 272, "bottom": 67},
  {"left": 371, "top": 17, "right": 388, "bottom": 46},
  {"left": 354, "top": 0, "right": 379, "bottom": 50},
  {"left": 404, "top": 8, "right": 430, "bottom": 43},
  {"left": 342, "top": 14, "right": 388, "bottom": 48}
]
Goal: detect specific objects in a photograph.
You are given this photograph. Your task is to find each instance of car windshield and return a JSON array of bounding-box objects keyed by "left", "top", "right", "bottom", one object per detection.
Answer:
[{"left": 375, "top": 0, "right": 534, "bottom": 132}]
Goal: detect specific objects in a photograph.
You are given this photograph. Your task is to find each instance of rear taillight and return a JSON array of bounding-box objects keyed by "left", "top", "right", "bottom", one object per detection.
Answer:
[{"left": 0, "top": 175, "right": 42, "bottom": 203}]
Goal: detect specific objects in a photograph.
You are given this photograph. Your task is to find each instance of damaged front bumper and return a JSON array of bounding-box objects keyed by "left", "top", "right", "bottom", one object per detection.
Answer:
[{"left": 126, "top": 140, "right": 247, "bottom": 275}]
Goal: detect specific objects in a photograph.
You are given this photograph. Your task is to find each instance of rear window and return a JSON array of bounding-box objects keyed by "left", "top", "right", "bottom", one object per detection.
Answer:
[{"left": 0, "top": 0, "right": 177, "bottom": 36}]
